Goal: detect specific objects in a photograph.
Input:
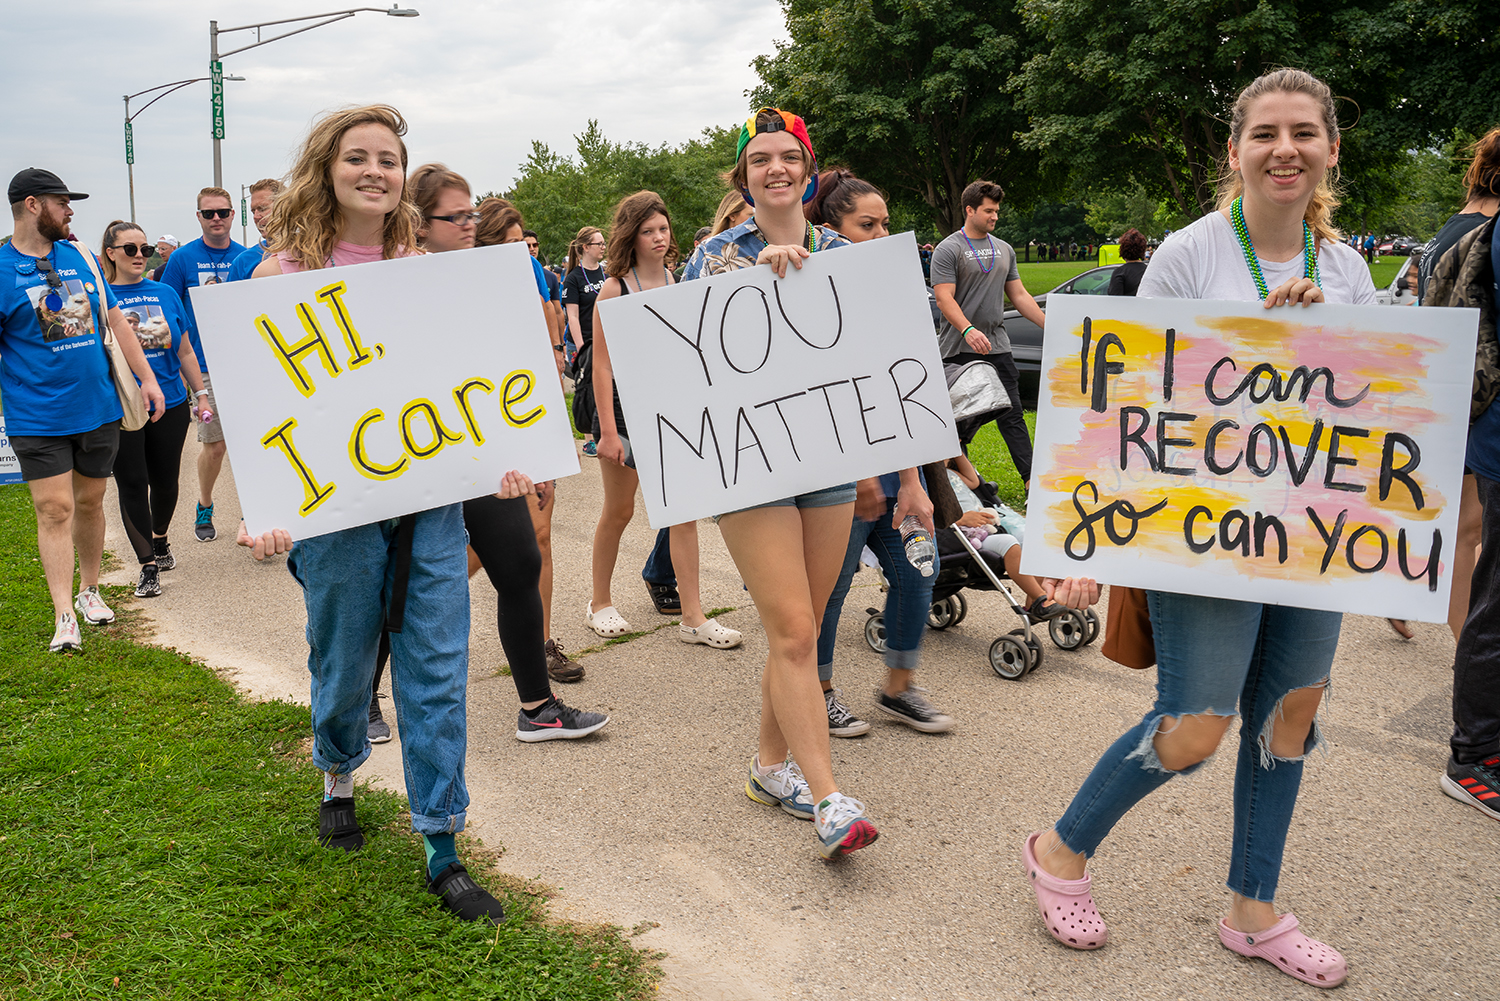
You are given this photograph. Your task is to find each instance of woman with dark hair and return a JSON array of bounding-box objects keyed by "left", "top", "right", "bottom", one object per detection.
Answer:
[
  {"left": 1022, "top": 69, "right": 1369, "bottom": 987},
  {"left": 100, "top": 219, "right": 207, "bottom": 597},
  {"left": 563, "top": 225, "right": 608, "bottom": 456},
  {"left": 1107, "top": 228, "right": 1148, "bottom": 296},
  {"left": 584, "top": 190, "right": 742, "bottom": 650}
]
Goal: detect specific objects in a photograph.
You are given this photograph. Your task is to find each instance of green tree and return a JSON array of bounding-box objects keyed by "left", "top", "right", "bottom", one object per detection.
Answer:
[{"left": 752, "top": 0, "right": 1057, "bottom": 236}]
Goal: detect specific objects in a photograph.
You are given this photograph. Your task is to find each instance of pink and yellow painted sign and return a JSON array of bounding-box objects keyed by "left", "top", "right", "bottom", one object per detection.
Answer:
[{"left": 1021, "top": 295, "right": 1481, "bottom": 622}]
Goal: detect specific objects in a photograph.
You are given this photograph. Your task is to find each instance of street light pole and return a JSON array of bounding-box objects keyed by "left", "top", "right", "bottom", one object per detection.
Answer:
[
  {"left": 125, "top": 75, "right": 245, "bottom": 223},
  {"left": 209, "top": 6, "right": 420, "bottom": 187}
]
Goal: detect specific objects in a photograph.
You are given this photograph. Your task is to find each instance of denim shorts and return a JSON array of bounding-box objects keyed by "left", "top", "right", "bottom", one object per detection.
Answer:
[{"left": 714, "top": 482, "right": 857, "bottom": 522}]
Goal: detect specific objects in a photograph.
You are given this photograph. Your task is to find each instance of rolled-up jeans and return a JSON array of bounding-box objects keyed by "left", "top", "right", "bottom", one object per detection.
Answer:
[
  {"left": 286, "top": 503, "right": 471, "bottom": 836},
  {"left": 1053, "top": 592, "right": 1341, "bottom": 902},
  {"left": 816, "top": 495, "right": 938, "bottom": 678}
]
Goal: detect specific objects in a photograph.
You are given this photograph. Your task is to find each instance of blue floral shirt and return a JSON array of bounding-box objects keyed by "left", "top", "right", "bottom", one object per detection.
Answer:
[{"left": 681, "top": 217, "right": 849, "bottom": 281}]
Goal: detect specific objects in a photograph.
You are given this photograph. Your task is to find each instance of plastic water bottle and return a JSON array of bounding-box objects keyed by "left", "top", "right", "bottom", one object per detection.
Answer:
[{"left": 899, "top": 516, "right": 936, "bottom": 577}]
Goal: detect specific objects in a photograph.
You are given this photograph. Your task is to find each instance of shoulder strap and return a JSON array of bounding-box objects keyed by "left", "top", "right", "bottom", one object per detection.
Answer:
[{"left": 69, "top": 241, "right": 114, "bottom": 346}]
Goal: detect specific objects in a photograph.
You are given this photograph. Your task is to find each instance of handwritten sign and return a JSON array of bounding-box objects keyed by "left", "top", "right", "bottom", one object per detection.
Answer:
[
  {"left": 191, "top": 245, "right": 578, "bottom": 538},
  {"left": 1021, "top": 295, "right": 1480, "bottom": 621},
  {"left": 595, "top": 233, "right": 960, "bottom": 527}
]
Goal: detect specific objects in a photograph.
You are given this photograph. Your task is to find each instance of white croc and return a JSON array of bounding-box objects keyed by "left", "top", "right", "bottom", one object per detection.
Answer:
[
  {"left": 585, "top": 602, "right": 632, "bottom": 638},
  {"left": 679, "top": 617, "right": 742, "bottom": 649}
]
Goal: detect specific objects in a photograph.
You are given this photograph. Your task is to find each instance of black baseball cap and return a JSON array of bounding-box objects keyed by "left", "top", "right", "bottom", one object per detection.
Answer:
[{"left": 8, "top": 168, "right": 89, "bottom": 205}]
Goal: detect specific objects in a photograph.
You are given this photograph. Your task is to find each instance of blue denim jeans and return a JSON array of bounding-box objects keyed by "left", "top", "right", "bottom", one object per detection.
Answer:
[
  {"left": 286, "top": 504, "right": 471, "bottom": 836},
  {"left": 642, "top": 528, "right": 674, "bottom": 587},
  {"left": 1054, "top": 592, "right": 1341, "bottom": 902},
  {"left": 816, "top": 496, "right": 938, "bottom": 678}
]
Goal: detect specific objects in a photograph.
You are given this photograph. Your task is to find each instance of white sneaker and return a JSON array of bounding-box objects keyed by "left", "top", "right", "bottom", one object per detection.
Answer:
[
  {"left": 744, "top": 754, "right": 815, "bottom": 820},
  {"left": 814, "top": 791, "right": 879, "bottom": 859},
  {"left": 50, "top": 613, "right": 82, "bottom": 652},
  {"left": 74, "top": 586, "right": 115, "bottom": 625},
  {"left": 679, "top": 617, "right": 742, "bottom": 649}
]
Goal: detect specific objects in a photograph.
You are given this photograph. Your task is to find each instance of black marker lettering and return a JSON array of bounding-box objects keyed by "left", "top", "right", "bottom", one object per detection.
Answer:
[
  {"left": 1323, "top": 425, "right": 1369, "bottom": 493},
  {"left": 809, "top": 379, "right": 851, "bottom": 453},
  {"left": 888, "top": 358, "right": 945, "bottom": 437},
  {"left": 851, "top": 375, "right": 896, "bottom": 446},
  {"left": 1254, "top": 513, "right": 1288, "bottom": 563},
  {"left": 1279, "top": 420, "right": 1325, "bottom": 487},
  {"left": 1306, "top": 506, "right": 1349, "bottom": 574},
  {"left": 1204, "top": 419, "right": 1243, "bottom": 475},
  {"left": 1397, "top": 527, "right": 1442, "bottom": 592},
  {"left": 656, "top": 408, "right": 727, "bottom": 506},
  {"left": 718, "top": 285, "right": 772, "bottom": 374},
  {"left": 753, "top": 392, "right": 808, "bottom": 461},
  {"left": 643, "top": 287, "right": 715, "bottom": 387},
  {"left": 732, "top": 407, "right": 771, "bottom": 484},
  {"left": 773, "top": 275, "right": 842, "bottom": 349},
  {"left": 1119, "top": 406, "right": 1156, "bottom": 471},
  {"left": 1379, "top": 432, "right": 1424, "bottom": 509},
  {"left": 1155, "top": 411, "right": 1198, "bottom": 476},
  {"left": 1346, "top": 524, "right": 1389, "bottom": 573}
]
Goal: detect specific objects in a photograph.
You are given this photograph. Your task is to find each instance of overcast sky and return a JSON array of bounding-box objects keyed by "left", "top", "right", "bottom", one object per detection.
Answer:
[{"left": 2, "top": 0, "right": 785, "bottom": 248}]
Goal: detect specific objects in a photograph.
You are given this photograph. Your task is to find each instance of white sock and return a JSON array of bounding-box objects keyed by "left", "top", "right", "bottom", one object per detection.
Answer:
[{"left": 324, "top": 771, "right": 354, "bottom": 801}]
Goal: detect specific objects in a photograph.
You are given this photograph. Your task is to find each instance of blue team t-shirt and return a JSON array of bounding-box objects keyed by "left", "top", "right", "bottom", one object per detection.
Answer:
[
  {"left": 158, "top": 236, "right": 246, "bottom": 373},
  {"left": 109, "top": 279, "right": 191, "bottom": 412},
  {"left": 225, "top": 241, "right": 267, "bottom": 282},
  {"left": 0, "top": 241, "right": 123, "bottom": 437},
  {"left": 529, "top": 255, "right": 551, "bottom": 301}
]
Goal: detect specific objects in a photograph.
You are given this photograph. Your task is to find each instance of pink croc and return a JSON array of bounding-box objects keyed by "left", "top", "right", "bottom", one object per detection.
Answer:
[
  {"left": 1021, "top": 832, "right": 1107, "bottom": 950},
  {"left": 1218, "top": 913, "right": 1347, "bottom": 988}
]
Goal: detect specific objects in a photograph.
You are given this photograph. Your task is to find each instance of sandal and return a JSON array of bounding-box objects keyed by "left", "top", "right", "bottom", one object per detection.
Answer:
[
  {"left": 679, "top": 617, "right": 742, "bottom": 649},
  {"left": 1022, "top": 832, "right": 1106, "bottom": 949},
  {"left": 585, "top": 601, "right": 631, "bottom": 638},
  {"left": 1387, "top": 618, "right": 1415, "bottom": 640},
  {"left": 1219, "top": 913, "right": 1347, "bottom": 988},
  {"left": 647, "top": 582, "right": 682, "bottom": 615}
]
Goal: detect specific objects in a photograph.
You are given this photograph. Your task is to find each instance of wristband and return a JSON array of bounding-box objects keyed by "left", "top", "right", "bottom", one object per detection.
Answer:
[
  {"left": 195, "top": 390, "right": 210, "bottom": 398},
  {"left": 961, "top": 325, "right": 977, "bottom": 338},
  {"left": 553, "top": 344, "right": 564, "bottom": 352}
]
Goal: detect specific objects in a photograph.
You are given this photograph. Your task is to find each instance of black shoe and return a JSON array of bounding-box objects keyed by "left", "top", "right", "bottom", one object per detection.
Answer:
[
  {"left": 544, "top": 639, "right": 584, "bottom": 684},
  {"left": 647, "top": 581, "right": 681, "bottom": 615},
  {"left": 151, "top": 537, "right": 175, "bottom": 571},
  {"left": 1442, "top": 755, "right": 1500, "bottom": 822},
  {"left": 1024, "top": 594, "right": 1067, "bottom": 621},
  {"left": 875, "top": 686, "right": 955, "bottom": 734},
  {"left": 427, "top": 862, "right": 505, "bottom": 924},
  {"left": 367, "top": 694, "right": 391, "bottom": 744},
  {"left": 135, "top": 564, "right": 162, "bottom": 598},
  {"left": 318, "top": 797, "right": 364, "bottom": 852}
]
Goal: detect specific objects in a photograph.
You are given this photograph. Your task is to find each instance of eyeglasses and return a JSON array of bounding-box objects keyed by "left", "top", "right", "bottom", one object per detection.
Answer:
[
  {"left": 35, "top": 257, "right": 65, "bottom": 311},
  {"left": 199, "top": 208, "right": 234, "bottom": 220},
  {"left": 427, "top": 212, "right": 481, "bottom": 226},
  {"left": 587, "top": 240, "right": 606, "bottom": 248},
  {"left": 111, "top": 243, "right": 151, "bottom": 258}
]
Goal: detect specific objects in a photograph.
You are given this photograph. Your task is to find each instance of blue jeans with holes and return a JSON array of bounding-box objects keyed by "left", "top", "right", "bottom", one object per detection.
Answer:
[
  {"left": 1053, "top": 592, "right": 1341, "bottom": 902},
  {"left": 816, "top": 496, "right": 937, "bottom": 678},
  {"left": 286, "top": 504, "right": 471, "bottom": 836}
]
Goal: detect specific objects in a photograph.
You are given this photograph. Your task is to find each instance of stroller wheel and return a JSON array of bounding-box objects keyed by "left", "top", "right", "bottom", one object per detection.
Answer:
[
  {"left": 1083, "top": 608, "right": 1100, "bottom": 645},
  {"left": 927, "top": 597, "right": 958, "bottom": 630},
  {"left": 949, "top": 592, "right": 968, "bottom": 625},
  {"left": 989, "top": 636, "right": 1029, "bottom": 680},
  {"left": 1049, "top": 609, "right": 1089, "bottom": 651},
  {"left": 1009, "top": 628, "right": 1045, "bottom": 674},
  {"left": 864, "top": 613, "right": 888, "bottom": 654}
]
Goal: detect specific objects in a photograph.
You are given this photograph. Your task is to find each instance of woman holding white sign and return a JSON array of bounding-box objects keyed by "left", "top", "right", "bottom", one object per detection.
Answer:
[
  {"left": 587, "top": 190, "right": 742, "bottom": 651},
  {"left": 1022, "top": 70, "right": 1372, "bottom": 988}
]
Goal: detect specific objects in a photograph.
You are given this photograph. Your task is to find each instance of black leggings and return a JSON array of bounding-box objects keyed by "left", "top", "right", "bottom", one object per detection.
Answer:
[
  {"left": 114, "top": 401, "right": 191, "bottom": 564},
  {"left": 373, "top": 495, "right": 550, "bottom": 704}
]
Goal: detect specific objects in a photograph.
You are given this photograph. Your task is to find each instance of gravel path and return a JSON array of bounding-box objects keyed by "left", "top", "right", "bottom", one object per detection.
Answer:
[{"left": 99, "top": 437, "right": 1498, "bottom": 999}]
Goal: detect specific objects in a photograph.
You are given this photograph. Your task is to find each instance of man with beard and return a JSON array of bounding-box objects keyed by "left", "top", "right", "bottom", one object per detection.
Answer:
[
  {"left": 1, "top": 168, "right": 165, "bottom": 651},
  {"left": 931, "top": 180, "right": 1045, "bottom": 487}
]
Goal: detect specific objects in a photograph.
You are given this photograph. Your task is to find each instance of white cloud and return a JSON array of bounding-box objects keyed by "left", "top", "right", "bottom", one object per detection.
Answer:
[{"left": 1, "top": 0, "right": 785, "bottom": 248}]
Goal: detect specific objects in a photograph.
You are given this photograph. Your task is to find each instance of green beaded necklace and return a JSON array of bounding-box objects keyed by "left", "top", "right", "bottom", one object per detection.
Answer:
[{"left": 1230, "top": 196, "right": 1320, "bottom": 300}]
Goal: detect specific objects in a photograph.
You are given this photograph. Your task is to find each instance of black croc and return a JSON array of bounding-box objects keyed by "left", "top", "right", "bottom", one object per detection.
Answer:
[
  {"left": 427, "top": 862, "right": 505, "bottom": 924},
  {"left": 318, "top": 797, "right": 364, "bottom": 852},
  {"left": 647, "top": 582, "right": 681, "bottom": 615}
]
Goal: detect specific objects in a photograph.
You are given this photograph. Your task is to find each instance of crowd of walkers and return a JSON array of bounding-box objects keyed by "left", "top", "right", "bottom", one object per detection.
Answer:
[{"left": 3, "top": 65, "right": 1498, "bottom": 989}]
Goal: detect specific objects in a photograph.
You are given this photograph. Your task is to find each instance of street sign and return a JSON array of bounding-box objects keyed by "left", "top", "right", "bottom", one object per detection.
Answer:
[
  {"left": 241, "top": 196, "right": 248, "bottom": 227},
  {"left": 211, "top": 60, "right": 225, "bottom": 140},
  {"left": 124, "top": 120, "right": 134, "bottom": 166}
]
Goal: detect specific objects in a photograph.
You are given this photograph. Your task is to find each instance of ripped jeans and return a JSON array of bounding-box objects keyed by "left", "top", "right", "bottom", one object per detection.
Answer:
[{"left": 1054, "top": 591, "right": 1341, "bottom": 903}]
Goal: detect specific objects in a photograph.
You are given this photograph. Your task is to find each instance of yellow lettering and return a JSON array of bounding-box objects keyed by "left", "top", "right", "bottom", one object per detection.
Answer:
[
  {"left": 317, "top": 281, "right": 375, "bottom": 369},
  {"left": 452, "top": 377, "right": 496, "bottom": 445},
  {"left": 257, "top": 309, "right": 340, "bottom": 398},
  {"left": 400, "top": 398, "right": 465, "bottom": 458},
  {"left": 261, "top": 418, "right": 336, "bottom": 514},
  {"left": 348, "top": 408, "right": 409, "bottom": 480},
  {"left": 500, "top": 369, "right": 546, "bottom": 428}
]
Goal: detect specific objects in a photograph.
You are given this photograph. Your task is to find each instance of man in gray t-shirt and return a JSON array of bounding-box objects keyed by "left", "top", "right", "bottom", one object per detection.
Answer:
[{"left": 931, "top": 180, "right": 1046, "bottom": 485}]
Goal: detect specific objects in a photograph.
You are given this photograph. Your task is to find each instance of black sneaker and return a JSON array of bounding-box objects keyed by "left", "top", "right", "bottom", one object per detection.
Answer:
[
  {"left": 876, "top": 685, "right": 955, "bottom": 734},
  {"left": 367, "top": 693, "right": 391, "bottom": 744},
  {"left": 515, "top": 698, "right": 609, "bottom": 743},
  {"left": 135, "top": 564, "right": 162, "bottom": 598},
  {"left": 825, "top": 687, "right": 870, "bottom": 737},
  {"left": 648, "top": 581, "right": 681, "bottom": 614},
  {"left": 1024, "top": 594, "right": 1067, "bottom": 621},
  {"left": 194, "top": 502, "right": 216, "bottom": 542},
  {"left": 318, "top": 797, "right": 364, "bottom": 852},
  {"left": 151, "top": 537, "right": 175, "bottom": 571},
  {"left": 545, "top": 639, "right": 584, "bottom": 684},
  {"left": 427, "top": 862, "right": 505, "bottom": 924},
  {"left": 1441, "top": 755, "right": 1500, "bottom": 821}
]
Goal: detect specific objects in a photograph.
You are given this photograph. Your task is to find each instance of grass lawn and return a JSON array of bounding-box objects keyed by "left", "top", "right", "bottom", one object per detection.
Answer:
[
  {"left": 1368, "top": 259, "right": 1404, "bottom": 289},
  {"left": 1014, "top": 261, "right": 1095, "bottom": 297},
  {"left": 0, "top": 485, "right": 657, "bottom": 999},
  {"left": 963, "top": 411, "right": 1037, "bottom": 511}
]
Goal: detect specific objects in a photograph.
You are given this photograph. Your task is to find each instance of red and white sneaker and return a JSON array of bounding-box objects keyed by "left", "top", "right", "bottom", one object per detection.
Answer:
[
  {"left": 74, "top": 586, "right": 115, "bottom": 625},
  {"left": 1442, "top": 755, "right": 1500, "bottom": 821}
]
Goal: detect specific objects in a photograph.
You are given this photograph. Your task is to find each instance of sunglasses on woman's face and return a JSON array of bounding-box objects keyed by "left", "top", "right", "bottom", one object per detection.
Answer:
[
  {"left": 199, "top": 208, "right": 234, "bottom": 220},
  {"left": 112, "top": 243, "right": 151, "bottom": 258}
]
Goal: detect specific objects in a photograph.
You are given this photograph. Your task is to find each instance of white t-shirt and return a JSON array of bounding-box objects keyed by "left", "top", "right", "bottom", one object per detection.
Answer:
[{"left": 1138, "top": 211, "right": 1376, "bottom": 305}]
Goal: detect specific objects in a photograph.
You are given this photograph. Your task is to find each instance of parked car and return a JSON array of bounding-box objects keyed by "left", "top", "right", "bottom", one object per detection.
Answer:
[
  {"left": 1005, "top": 264, "right": 1121, "bottom": 405},
  {"left": 1375, "top": 254, "right": 1420, "bottom": 306},
  {"left": 1378, "top": 235, "right": 1419, "bottom": 256}
]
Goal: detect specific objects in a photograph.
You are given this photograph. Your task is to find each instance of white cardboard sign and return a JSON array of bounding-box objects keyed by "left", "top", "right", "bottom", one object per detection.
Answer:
[
  {"left": 1021, "top": 294, "right": 1480, "bottom": 622},
  {"left": 595, "top": 233, "right": 961, "bottom": 528},
  {"left": 0, "top": 416, "right": 23, "bottom": 485},
  {"left": 191, "top": 244, "right": 579, "bottom": 538}
]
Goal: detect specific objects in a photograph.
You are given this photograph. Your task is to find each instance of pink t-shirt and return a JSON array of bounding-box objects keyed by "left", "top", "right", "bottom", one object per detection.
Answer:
[{"left": 276, "top": 240, "right": 416, "bottom": 272}]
